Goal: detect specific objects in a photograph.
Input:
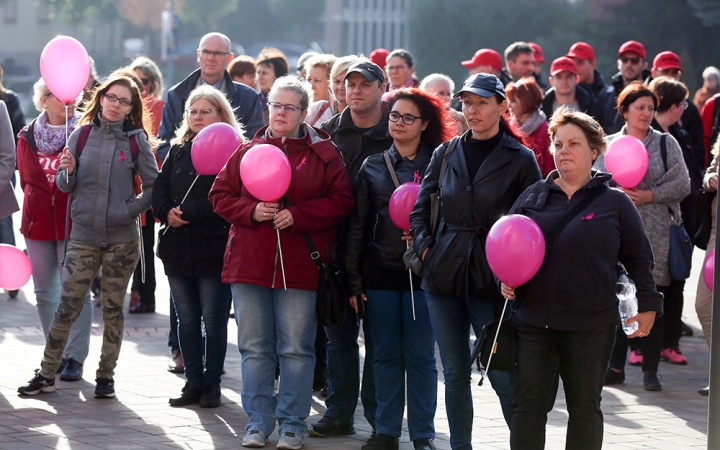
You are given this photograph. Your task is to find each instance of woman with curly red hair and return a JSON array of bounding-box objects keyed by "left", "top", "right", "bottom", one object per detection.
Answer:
[
  {"left": 345, "top": 88, "right": 452, "bottom": 450},
  {"left": 506, "top": 78, "right": 554, "bottom": 177}
]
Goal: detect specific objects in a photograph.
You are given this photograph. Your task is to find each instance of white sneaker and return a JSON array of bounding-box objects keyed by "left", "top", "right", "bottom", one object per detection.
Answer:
[
  {"left": 276, "top": 432, "right": 303, "bottom": 450},
  {"left": 242, "top": 430, "right": 268, "bottom": 448}
]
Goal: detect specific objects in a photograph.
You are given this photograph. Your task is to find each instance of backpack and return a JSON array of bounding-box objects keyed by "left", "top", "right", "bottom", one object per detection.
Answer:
[{"left": 76, "top": 124, "right": 140, "bottom": 171}]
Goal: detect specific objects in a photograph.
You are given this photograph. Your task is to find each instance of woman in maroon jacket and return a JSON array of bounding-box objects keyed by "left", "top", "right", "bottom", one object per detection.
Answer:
[
  {"left": 507, "top": 78, "right": 554, "bottom": 177},
  {"left": 209, "top": 75, "right": 354, "bottom": 449},
  {"left": 16, "top": 78, "right": 93, "bottom": 382}
]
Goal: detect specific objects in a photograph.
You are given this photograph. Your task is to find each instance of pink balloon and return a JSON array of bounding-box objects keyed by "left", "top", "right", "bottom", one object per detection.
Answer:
[
  {"left": 0, "top": 244, "right": 32, "bottom": 291},
  {"left": 389, "top": 183, "right": 421, "bottom": 230},
  {"left": 39, "top": 36, "right": 91, "bottom": 104},
  {"left": 704, "top": 249, "right": 715, "bottom": 291},
  {"left": 191, "top": 123, "right": 242, "bottom": 175},
  {"left": 485, "top": 214, "right": 546, "bottom": 286},
  {"left": 239, "top": 144, "right": 292, "bottom": 201},
  {"left": 604, "top": 135, "right": 649, "bottom": 189}
]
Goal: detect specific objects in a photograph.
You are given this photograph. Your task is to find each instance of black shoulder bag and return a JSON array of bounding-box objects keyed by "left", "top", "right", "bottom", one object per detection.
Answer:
[{"left": 472, "top": 183, "right": 609, "bottom": 385}]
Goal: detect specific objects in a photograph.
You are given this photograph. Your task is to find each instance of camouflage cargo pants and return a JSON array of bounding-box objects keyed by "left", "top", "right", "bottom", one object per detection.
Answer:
[{"left": 40, "top": 239, "right": 139, "bottom": 380}]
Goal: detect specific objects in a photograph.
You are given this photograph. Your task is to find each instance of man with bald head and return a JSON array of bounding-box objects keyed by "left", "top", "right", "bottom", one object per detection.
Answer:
[
  {"left": 157, "top": 32, "right": 264, "bottom": 160},
  {"left": 157, "top": 33, "right": 264, "bottom": 374}
]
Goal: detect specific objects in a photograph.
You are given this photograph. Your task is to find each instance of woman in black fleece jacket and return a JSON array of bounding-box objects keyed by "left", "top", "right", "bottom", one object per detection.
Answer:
[{"left": 501, "top": 107, "right": 663, "bottom": 450}]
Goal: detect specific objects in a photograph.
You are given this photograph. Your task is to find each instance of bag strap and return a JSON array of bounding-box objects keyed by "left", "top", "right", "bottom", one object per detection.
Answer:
[
  {"left": 660, "top": 133, "right": 668, "bottom": 172},
  {"left": 383, "top": 150, "right": 401, "bottom": 188},
  {"left": 438, "top": 136, "right": 459, "bottom": 191},
  {"left": 281, "top": 194, "right": 326, "bottom": 270},
  {"left": 544, "top": 184, "right": 609, "bottom": 248}
]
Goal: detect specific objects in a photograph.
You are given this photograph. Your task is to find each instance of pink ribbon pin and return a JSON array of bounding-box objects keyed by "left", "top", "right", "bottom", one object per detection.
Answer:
[{"left": 581, "top": 212, "right": 594, "bottom": 221}]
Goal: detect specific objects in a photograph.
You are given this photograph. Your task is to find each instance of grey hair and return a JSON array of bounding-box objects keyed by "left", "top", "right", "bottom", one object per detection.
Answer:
[
  {"left": 268, "top": 75, "right": 313, "bottom": 111},
  {"left": 419, "top": 73, "right": 455, "bottom": 93},
  {"left": 703, "top": 66, "right": 720, "bottom": 83},
  {"left": 198, "top": 32, "right": 232, "bottom": 53},
  {"left": 130, "top": 56, "right": 164, "bottom": 99},
  {"left": 330, "top": 55, "right": 360, "bottom": 83},
  {"left": 32, "top": 77, "right": 51, "bottom": 112}
]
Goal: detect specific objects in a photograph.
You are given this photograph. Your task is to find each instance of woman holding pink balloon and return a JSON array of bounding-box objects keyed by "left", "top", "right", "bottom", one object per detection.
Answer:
[
  {"left": 501, "top": 107, "right": 662, "bottom": 450},
  {"left": 594, "top": 82, "right": 690, "bottom": 392},
  {"left": 15, "top": 77, "right": 94, "bottom": 382},
  {"left": 409, "top": 73, "right": 542, "bottom": 445},
  {"left": 344, "top": 88, "right": 453, "bottom": 450},
  {"left": 17, "top": 74, "right": 158, "bottom": 399},
  {"left": 209, "top": 75, "right": 354, "bottom": 449},
  {"left": 153, "top": 85, "right": 244, "bottom": 408}
]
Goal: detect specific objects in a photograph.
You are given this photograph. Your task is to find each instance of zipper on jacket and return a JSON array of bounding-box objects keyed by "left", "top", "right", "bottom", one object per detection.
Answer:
[
  {"left": 545, "top": 194, "right": 572, "bottom": 328},
  {"left": 373, "top": 214, "right": 379, "bottom": 240},
  {"left": 224, "top": 233, "right": 236, "bottom": 266}
]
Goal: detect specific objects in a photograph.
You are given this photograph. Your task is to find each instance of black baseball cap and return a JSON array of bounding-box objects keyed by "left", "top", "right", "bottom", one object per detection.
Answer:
[
  {"left": 454, "top": 73, "right": 506, "bottom": 99},
  {"left": 344, "top": 61, "right": 385, "bottom": 83}
]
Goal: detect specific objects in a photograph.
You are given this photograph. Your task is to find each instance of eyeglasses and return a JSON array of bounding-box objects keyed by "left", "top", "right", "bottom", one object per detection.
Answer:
[
  {"left": 681, "top": 101, "right": 688, "bottom": 110},
  {"left": 104, "top": 93, "right": 133, "bottom": 107},
  {"left": 199, "top": 49, "right": 231, "bottom": 58},
  {"left": 620, "top": 56, "right": 642, "bottom": 65},
  {"left": 140, "top": 77, "right": 151, "bottom": 86},
  {"left": 186, "top": 109, "right": 219, "bottom": 117},
  {"left": 389, "top": 111, "right": 423, "bottom": 125},
  {"left": 269, "top": 102, "right": 302, "bottom": 113}
]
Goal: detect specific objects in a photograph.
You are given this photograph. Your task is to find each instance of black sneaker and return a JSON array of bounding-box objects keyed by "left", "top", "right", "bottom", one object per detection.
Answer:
[
  {"left": 643, "top": 371, "right": 662, "bottom": 391},
  {"left": 603, "top": 367, "right": 624, "bottom": 385},
  {"left": 95, "top": 378, "right": 115, "bottom": 398},
  {"left": 413, "top": 438, "right": 437, "bottom": 450},
  {"left": 57, "top": 358, "right": 68, "bottom": 373},
  {"left": 199, "top": 383, "right": 221, "bottom": 408},
  {"left": 59, "top": 358, "right": 83, "bottom": 381},
  {"left": 18, "top": 370, "right": 55, "bottom": 396},
  {"left": 361, "top": 433, "right": 399, "bottom": 450},
  {"left": 169, "top": 382, "right": 202, "bottom": 406},
  {"left": 308, "top": 416, "right": 355, "bottom": 437}
]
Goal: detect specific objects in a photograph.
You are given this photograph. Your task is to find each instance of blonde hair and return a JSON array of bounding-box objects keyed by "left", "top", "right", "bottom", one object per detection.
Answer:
[
  {"left": 171, "top": 85, "right": 246, "bottom": 147},
  {"left": 304, "top": 54, "right": 337, "bottom": 79},
  {"left": 330, "top": 55, "right": 360, "bottom": 84},
  {"left": 130, "top": 56, "right": 164, "bottom": 99},
  {"left": 548, "top": 105, "right": 607, "bottom": 155}
]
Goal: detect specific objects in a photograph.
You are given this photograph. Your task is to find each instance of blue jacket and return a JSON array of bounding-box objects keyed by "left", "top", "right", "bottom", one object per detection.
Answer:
[{"left": 157, "top": 69, "right": 264, "bottom": 160}]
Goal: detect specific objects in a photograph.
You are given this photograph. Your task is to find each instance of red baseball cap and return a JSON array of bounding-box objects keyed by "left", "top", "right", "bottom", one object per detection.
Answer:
[
  {"left": 653, "top": 51, "right": 682, "bottom": 71},
  {"left": 618, "top": 40, "right": 646, "bottom": 60},
  {"left": 550, "top": 57, "right": 578, "bottom": 76},
  {"left": 369, "top": 48, "right": 390, "bottom": 69},
  {"left": 461, "top": 48, "right": 503, "bottom": 71},
  {"left": 528, "top": 42, "right": 546, "bottom": 64},
  {"left": 567, "top": 42, "right": 596, "bottom": 61}
]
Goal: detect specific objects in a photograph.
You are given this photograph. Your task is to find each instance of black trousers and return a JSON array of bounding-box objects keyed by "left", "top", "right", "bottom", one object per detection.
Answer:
[{"left": 130, "top": 211, "right": 156, "bottom": 306}]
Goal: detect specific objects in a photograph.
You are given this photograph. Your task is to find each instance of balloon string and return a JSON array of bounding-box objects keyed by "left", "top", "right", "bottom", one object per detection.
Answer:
[
  {"left": 277, "top": 228, "right": 287, "bottom": 290},
  {"left": 162, "top": 175, "right": 199, "bottom": 236},
  {"left": 407, "top": 240, "right": 416, "bottom": 321},
  {"left": 65, "top": 104, "right": 69, "bottom": 183},
  {"left": 485, "top": 297, "right": 510, "bottom": 374}
]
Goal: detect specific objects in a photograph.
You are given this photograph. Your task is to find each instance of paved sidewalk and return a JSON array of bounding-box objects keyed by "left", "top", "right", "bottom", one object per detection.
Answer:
[{"left": 0, "top": 199, "right": 712, "bottom": 449}]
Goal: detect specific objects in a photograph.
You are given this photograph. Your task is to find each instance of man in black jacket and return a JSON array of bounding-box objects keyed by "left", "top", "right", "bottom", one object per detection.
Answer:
[
  {"left": 567, "top": 42, "right": 615, "bottom": 130},
  {"left": 606, "top": 40, "right": 653, "bottom": 134},
  {"left": 541, "top": 57, "right": 602, "bottom": 124},
  {"left": 309, "top": 59, "right": 393, "bottom": 440},
  {"left": 501, "top": 42, "right": 535, "bottom": 84}
]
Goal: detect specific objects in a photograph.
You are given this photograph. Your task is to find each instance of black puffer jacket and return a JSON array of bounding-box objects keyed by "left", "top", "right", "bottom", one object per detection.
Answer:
[
  {"left": 542, "top": 84, "right": 603, "bottom": 125},
  {"left": 153, "top": 139, "right": 230, "bottom": 278},
  {"left": 410, "top": 130, "right": 542, "bottom": 300},
  {"left": 345, "top": 144, "right": 432, "bottom": 296}
]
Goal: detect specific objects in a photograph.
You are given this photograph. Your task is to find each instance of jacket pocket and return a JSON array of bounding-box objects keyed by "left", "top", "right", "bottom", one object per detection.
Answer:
[{"left": 106, "top": 198, "right": 135, "bottom": 226}]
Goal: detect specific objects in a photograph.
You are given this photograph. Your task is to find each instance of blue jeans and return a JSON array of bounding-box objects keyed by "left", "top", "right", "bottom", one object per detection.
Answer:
[
  {"left": 366, "top": 289, "right": 436, "bottom": 440},
  {"left": 169, "top": 276, "right": 230, "bottom": 388},
  {"left": 323, "top": 302, "right": 376, "bottom": 426},
  {"left": 232, "top": 283, "right": 317, "bottom": 437},
  {"left": 510, "top": 322, "right": 617, "bottom": 450},
  {"left": 25, "top": 238, "right": 93, "bottom": 363},
  {"left": 425, "top": 293, "right": 516, "bottom": 450}
]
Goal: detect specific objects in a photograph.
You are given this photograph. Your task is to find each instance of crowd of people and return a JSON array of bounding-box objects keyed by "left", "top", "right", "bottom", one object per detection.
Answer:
[{"left": 0, "top": 31, "right": 717, "bottom": 450}]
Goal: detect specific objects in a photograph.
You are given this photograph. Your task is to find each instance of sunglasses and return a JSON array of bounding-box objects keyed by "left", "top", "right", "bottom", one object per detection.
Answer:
[
  {"left": 620, "top": 56, "right": 642, "bottom": 65},
  {"left": 140, "top": 78, "right": 151, "bottom": 86}
]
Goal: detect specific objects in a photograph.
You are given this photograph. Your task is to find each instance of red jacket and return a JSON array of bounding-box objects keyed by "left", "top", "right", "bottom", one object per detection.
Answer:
[
  {"left": 526, "top": 121, "right": 554, "bottom": 177},
  {"left": 209, "top": 125, "right": 354, "bottom": 290},
  {"left": 16, "top": 120, "right": 70, "bottom": 241}
]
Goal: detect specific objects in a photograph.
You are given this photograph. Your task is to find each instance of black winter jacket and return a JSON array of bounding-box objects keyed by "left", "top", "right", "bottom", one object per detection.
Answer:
[
  {"left": 605, "top": 69, "right": 653, "bottom": 134},
  {"left": 508, "top": 171, "right": 663, "bottom": 331},
  {"left": 410, "top": 131, "right": 542, "bottom": 300},
  {"left": 542, "top": 84, "right": 603, "bottom": 125},
  {"left": 345, "top": 144, "right": 432, "bottom": 296},
  {"left": 580, "top": 70, "right": 615, "bottom": 130},
  {"left": 153, "top": 140, "right": 230, "bottom": 278}
]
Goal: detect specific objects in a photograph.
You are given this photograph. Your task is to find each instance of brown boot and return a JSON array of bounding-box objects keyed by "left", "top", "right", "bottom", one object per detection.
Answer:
[{"left": 168, "top": 348, "right": 184, "bottom": 373}]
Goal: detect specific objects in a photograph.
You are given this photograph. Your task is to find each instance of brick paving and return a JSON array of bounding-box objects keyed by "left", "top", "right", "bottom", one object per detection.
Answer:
[{"left": 0, "top": 207, "right": 712, "bottom": 449}]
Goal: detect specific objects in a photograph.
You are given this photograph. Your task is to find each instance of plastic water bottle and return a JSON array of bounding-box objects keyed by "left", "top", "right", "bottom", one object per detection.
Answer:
[{"left": 617, "top": 273, "right": 639, "bottom": 335}]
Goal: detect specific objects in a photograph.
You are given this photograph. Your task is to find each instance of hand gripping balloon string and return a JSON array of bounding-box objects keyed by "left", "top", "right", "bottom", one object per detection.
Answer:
[
  {"left": 407, "top": 240, "right": 416, "bottom": 320},
  {"left": 277, "top": 228, "right": 287, "bottom": 290},
  {"left": 485, "top": 296, "right": 511, "bottom": 374},
  {"left": 162, "top": 174, "right": 200, "bottom": 236}
]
